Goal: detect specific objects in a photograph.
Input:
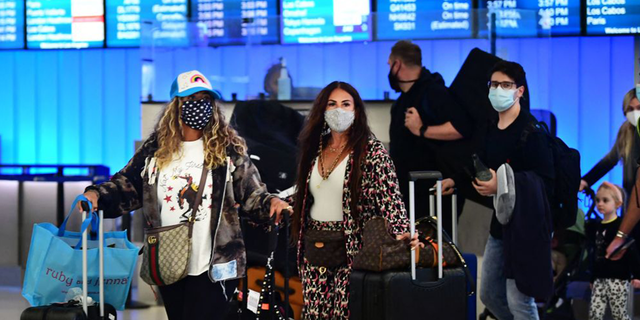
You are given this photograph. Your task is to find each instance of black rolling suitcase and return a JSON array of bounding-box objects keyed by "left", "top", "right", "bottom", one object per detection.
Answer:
[
  {"left": 350, "top": 171, "right": 474, "bottom": 320},
  {"left": 21, "top": 205, "right": 117, "bottom": 320}
]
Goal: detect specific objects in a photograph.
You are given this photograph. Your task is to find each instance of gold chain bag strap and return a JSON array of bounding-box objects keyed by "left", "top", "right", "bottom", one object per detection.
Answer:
[{"left": 140, "top": 166, "right": 209, "bottom": 286}]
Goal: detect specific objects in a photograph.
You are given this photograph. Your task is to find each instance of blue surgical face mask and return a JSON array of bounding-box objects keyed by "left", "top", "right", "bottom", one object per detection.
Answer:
[{"left": 488, "top": 87, "right": 518, "bottom": 113}]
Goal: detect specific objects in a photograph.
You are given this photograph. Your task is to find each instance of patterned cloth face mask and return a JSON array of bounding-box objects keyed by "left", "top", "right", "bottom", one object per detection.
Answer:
[
  {"left": 324, "top": 108, "right": 355, "bottom": 133},
  {"left": 181, "top": 98, "right": 213, "bottom": 130}
]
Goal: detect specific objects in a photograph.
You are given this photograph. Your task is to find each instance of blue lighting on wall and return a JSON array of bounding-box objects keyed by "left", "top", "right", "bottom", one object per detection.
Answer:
[{"left": 0, "top": 36, "right": 635, "bottom": 192}]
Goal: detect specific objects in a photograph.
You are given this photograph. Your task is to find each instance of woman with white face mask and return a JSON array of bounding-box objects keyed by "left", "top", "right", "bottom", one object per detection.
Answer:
[
  {"left": 581, "top": 88, "right": 640, "bottom": 197},
  {"left": 287, "top": 81, "right": 421, "bottom": 319}
]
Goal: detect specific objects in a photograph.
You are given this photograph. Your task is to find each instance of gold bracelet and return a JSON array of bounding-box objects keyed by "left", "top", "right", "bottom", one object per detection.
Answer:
[{"left": 616, "top": 230, "right": 629, "bottom": 239}]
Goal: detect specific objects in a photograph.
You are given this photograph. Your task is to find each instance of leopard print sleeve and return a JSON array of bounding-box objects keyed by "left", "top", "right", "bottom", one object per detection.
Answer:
[{"left": 365, "top": 139, "right": 410, "bottom": 236}]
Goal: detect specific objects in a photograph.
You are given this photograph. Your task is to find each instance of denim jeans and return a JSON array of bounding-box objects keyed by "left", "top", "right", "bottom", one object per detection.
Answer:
[{"left": 480, "top": 235, "right": 539, "bottom": 320}]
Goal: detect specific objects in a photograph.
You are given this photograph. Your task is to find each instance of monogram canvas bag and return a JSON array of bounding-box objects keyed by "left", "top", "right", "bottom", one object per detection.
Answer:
[{"left": 140, "top": 166, "right": 208, "bottom": 286}]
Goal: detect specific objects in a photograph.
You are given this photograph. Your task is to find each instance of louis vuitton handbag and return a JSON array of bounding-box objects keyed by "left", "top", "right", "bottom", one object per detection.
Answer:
[
  {"left": 140, "top": 167, "right": 208, "bottom": 286},
  {"left": 415, "top": 216, "right": 464, "bottom": 268},
  {"left": 352, "top": 216, "right": 465, "bottom": 272},
  {"left": 352, "top": 216, "right": 430, "bottom": 272}
]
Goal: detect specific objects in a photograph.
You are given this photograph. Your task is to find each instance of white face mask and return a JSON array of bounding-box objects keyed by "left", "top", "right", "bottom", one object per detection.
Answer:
[
  {"left": 626, "top": 110, "right": 640, "bottom": 127},
  {"left": 324, "top": 108, "right": 355, "bottom": 133}
]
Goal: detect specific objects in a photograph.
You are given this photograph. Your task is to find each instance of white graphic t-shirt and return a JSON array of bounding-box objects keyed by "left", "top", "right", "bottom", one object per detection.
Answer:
[{"left": 157, "top": 138, "right": 213, "bottom": 276}]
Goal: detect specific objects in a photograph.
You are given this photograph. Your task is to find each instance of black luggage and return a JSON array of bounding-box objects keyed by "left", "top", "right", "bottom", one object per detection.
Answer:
[
  {"left": 231, "top": 100, "right": 304, "bottom": 194},
  {"left": 349, "top": 171, "right": 474, "bottom": 320},
  {"left": 21, "top": 205, "right": 117, "bottom": 320},
  {"left": 231, "top": 100, "right": 301, "bottom": 278},
  {"left": 20, "top": 302, "right": 117, "bottom": 320}
]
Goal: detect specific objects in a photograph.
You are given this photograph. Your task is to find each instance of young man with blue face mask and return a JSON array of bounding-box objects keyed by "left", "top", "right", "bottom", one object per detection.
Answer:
[{"left": 446, "top": 60, "right": 556, "bottom": 320}]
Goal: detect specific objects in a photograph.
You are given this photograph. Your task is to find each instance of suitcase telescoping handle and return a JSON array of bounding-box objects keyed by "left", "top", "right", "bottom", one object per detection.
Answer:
[
  {"left": 408, "top": 172, "right": 443, "bottom": 280},
  {"left": 408, "top": 171, "right": 457, "bottom": 280},
  {"left": 80, "top": 200, "right": 105, "bottom": 318},
  {"left": 429, "top": 187, "right": 458, "bottom": 244}
]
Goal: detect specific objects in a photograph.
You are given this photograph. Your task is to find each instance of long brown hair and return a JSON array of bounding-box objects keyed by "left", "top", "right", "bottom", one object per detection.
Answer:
[
  {"left": 616, "top": 88, "right": 639, "bottom": 161},
  {"left": 154, "top": 96, "right": 247, "bottom": 170},
  {"left": 291, "top": 81, "right": 372, "bottom": 243}
]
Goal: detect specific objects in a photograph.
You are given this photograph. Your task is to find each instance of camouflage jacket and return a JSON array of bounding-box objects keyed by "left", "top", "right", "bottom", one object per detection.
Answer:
[{"left": 86, "top": 133, "right": 275, "bottom": 283}]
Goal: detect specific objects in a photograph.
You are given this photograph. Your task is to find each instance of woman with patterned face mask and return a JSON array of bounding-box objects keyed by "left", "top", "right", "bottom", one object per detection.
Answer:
[
  {"left": 288, "top": 81, "right": 421, "bottom": 319},
  {"left": 79, "top": 70, "right": 290, "bottom": 320},
  {"left": 581, "top": 89, "right": 640, "bottom": 198}
]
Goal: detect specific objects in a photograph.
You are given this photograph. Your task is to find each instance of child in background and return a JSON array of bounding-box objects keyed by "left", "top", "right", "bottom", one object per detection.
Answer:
[{"left": 589, "top": 182, "right": 640, "bottom": 320}]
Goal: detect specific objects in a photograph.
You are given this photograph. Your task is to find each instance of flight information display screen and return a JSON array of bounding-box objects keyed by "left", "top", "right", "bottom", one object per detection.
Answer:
[
  {"left": 0, "top": 0, "right": 25, "bottom": 49},
  {"left": 478, "top": 0, "right": 581, "bottom": 37},
  {"left": 586, "top": 0, "right": 640, "bottom": 35},
  {"left": 281, "top": 0, "right": 372, "bottom": 44},
  {"left": 192, "top": 0, "right": 278, "bottom": 45},
  {"left": 375, "top": 0, "right": 472, "bottom": 40},
  {"left": 26, "top": 0, "right": 105, "bottom": 49},
  {"left": 106, "top": 0, "right": 189, "bottom": 47}
]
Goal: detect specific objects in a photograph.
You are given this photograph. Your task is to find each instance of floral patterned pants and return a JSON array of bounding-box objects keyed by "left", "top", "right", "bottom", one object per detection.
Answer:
[
  {"left": 589, "top": 278, "right": 631, "bottom": 320},
  {"left": 301, "top": 219, "right": 351, "bottom": 320}
]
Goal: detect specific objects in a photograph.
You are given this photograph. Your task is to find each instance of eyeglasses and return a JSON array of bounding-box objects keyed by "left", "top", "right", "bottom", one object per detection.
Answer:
[{"left": 488, "top": 81, "right": 517, "bottom": 90}]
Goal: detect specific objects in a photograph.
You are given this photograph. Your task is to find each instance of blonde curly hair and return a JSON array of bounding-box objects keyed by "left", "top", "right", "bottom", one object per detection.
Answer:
[{"left": 153, "top": 97, "right": 247, "bottom": 170}]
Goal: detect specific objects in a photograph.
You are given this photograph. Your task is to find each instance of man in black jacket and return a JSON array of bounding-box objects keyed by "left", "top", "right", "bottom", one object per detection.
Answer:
[{"left": 387, "top": 40, "right": 475, "bottom": 227}]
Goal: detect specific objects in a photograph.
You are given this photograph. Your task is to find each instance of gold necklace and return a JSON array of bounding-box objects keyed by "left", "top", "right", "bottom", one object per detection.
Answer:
[
  {"left": 328, "top": 143, "right": 345, "bottom": 153},
  {"left": 317, "top": 139, "right": 348, "bottom": 188}
]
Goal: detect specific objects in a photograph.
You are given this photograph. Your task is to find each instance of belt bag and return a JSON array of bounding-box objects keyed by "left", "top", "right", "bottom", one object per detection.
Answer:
[
  {"left": 304, "top": 229, "right": 347, "bottom": 269},
  {"left": 140, "top": 166, "right": 209, "bottom": 286}
]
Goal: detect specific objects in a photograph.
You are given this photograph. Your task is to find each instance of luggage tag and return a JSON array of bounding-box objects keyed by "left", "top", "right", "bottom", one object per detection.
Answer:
[
  {"left": 211, "top": 260, "right": 238, "bottom": 282},
  {"left": 247, "top": 289, "right": 261, "bottom": 314}
]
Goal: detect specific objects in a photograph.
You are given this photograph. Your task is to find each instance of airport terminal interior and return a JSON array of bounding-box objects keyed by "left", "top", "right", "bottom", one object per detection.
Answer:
[{"left": 1, "top": 0, "right": 640, "bottom": 319}]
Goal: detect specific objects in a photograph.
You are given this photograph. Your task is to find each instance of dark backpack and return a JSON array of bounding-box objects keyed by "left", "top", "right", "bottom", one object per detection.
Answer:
[{"left": 521, "top": 121, "right": 581, "bottom": 230}]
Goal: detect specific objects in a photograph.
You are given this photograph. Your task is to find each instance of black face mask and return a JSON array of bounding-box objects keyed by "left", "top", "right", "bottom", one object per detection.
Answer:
[
  {"left": 388, "top": 62, "right": 420, "bottom": 93},
  {"left": 181, "top": 98, "right": 213, "bottom": 130},
  {"left": 388, "top": 62, "right": 402, "bottom": 93}
]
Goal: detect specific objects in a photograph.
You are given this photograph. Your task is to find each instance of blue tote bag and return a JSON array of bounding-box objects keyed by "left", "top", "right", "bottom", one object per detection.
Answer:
[{"left": 22, "top": 195, "right": 139, "bottom": 310}]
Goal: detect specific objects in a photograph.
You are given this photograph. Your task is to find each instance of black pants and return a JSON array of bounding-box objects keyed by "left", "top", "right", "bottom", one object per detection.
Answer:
[{"left": 159, "top": 272, "right": 239, "bottom": 320}]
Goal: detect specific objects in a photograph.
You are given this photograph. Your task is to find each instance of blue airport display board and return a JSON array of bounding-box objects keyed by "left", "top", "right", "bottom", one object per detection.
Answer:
[
  {"left": 0, "top": 0, "right": 25, "bottom": 49},
  {"left": 192, "top": 0, "right": 278, "bottom": 46},
  {"left": 586, "top": 0, "right": 640, "bottom": 35},
  {"left": 26, "top": 0, "right": 105, "bottom": 49},
  {"left": 375, "top": 0, "right": 472, "bottom": 40},
  {"left": 106, "top": 0, "right": 188, "bottom": 47},
  {"left": 478, "top": 0, "right": 581, "bottom": 37},
  {"left": 281, "top": 0, "right": 372, "bottom": 44}
]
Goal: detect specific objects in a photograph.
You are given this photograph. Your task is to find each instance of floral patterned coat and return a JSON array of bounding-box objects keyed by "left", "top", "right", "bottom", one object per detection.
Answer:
[{"left": 296, "top": 137, "right": 410, "bottom": 268}]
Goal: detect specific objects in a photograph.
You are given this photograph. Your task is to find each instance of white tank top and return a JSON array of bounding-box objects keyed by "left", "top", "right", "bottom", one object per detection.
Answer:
[{"left": 309, "top": 156, "right": 348, "bottom": 222}]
